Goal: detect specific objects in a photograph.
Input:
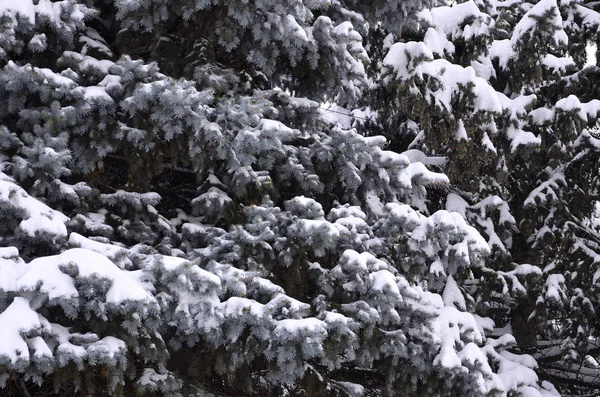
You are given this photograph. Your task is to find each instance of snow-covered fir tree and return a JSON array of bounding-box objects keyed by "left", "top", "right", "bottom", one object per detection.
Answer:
[
  {"left": 373, "top": 0, "right": 600, "bottom": 394},
  {"left": 0, "top": 0, "right": 598, "bottom": 396}
]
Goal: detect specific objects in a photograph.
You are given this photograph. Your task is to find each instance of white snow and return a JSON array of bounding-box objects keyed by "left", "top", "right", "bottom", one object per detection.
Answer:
[
  {"left": 0, "top": 179, "right": 68, "bottom": 240},
  {"left": 481, "top": 131, "right": 497, "bottom": 153},
  {"left": 373, "top": 148, "right": 410, "bottom": 167},
  {"left": 442, "top": 275, "right": 466, "bottom": 310},
  {"left": 0, "top": 246, "right": 19, "bottom": 259},
  {"left": 296, "top": 219, "right": 341, "bottom": 242},
  {"left": 542, "top": 54, "right": 574, "bottom": 73},
  {"left": 383, "top": 41, "right": 433, "bottom": 77},
  {"left": 35, "top": 0, "right": 69, "bottom": 22},
  {"left": 490, "top": 40, "right": 514, "bottom": 70},
  {"left": 14, "top": 249, "right": 153, "bottom": 303},
  {"left": 68, "top": 232, "right": 126, "bottom": 259},
  {"left": 159, "top": 255, "right": 189, "bottom": 271},
  {"left": 222, "top": 297, "right": 265, "bottom": 317},
  {"left": 28, "top": 33, "right": 46, "bottom": 50},
  {"left": 432, "top": 306, "right": 485, "bottom": 369},
  {"left": 370, "top": 270, "right": 400, "bottom": 296},
  {"left": 555, "top": 95, "right": 600, "bottom": 122},
  {"left": 544, "top": 274, "right": 566, "bottom": 303},
  {"left": 524, "top": 171, "right": 565, "bottom": 207},
  {"left": 274, "top": 317, "right": 327, "bottom": 338},
  {"left": 412, "top": 210, "right": 490, "bottom": 257},
  {"left": 80, "top": 33, "right": 113, "bottom": 57},
  {"left": 86, "top": 336, "right": 126, "bottom": 359},
  {"left": 384, "top": 42, "right": 502, "bottom": 114},
  {"left": 0, "top": 0, "right": 35, "bottom": 23},
  {"left": 0, "top": 297, "right": 46, "bottom": 363},
  {"left": 495, "top": 351, "right": 540, "bottom": 394},
  {"left": 192, "top": 186, "right": 232, "bottom": 208},
  {"left": 401, "top": 149, "right": 446, "bottom": 167},
  {"left": 424, "top": 28, "right": 455, "bottom": 57},
  {"left": 529, "top": 107, "right": 555, "bottom": 125},
  {"left": 471, "top": 55, "right": 496, "bottom": 81},
  {"left": 83, "top": 86, "right": 113, "bottom": 102},
  {"left": 332, "top": 381, "right": 365, "bottom": 397},
  {"left": 33, "top": 65, "right": 77, "bottom": 88},
  {"left": 320, "top": 104, "right": 354, "bottom": 129},
  {"left": 28, "top": 336, "right": 52, "bottom": 358},
  {"left": 340, "top": 250, "right": 377, "bottom": 272},
  {"left": 183, "top": 262, "right": 221, "bottom": 287},
  {"left": 455, "top": 119, "right": 468, "bottom": 141},
  {"left": 0, "top": 248, "right": 25, "bottom": 293},
  {"left": 506, "top": 125, "right": 541, "bottom": 152},
  {"left": 446, "top": 193, "right": 469, "bottom": 218},
  {"left": 421, "top": 1, "right": 490, "bottom": 40},
  {"left": 511, "top": 0, "right": 566, "bottom": 47},
  {"left": 405, "top": 162, "right": 450, "bottom": 186}
]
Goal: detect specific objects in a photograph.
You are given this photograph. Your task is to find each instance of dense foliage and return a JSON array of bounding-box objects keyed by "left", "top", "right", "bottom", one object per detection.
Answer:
[{"left": 0, "top": 0, "right": 598, "bottom": 396}]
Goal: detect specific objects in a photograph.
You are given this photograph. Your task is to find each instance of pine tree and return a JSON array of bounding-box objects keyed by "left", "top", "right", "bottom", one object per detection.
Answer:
[
  {"left": 0, "top": 0, "right": 598, "bottom": 396},
  {"left": 374, "top": 0, "right": 600, "bottom": 394}
]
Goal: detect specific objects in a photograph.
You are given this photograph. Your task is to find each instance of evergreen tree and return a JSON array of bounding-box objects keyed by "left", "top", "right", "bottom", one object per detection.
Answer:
[
  {"left": 0, "top": 0, "right": 598, "bottom": 396},
  {"left": 374, "top": 0, "right": 600, "bottom": 394}
]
